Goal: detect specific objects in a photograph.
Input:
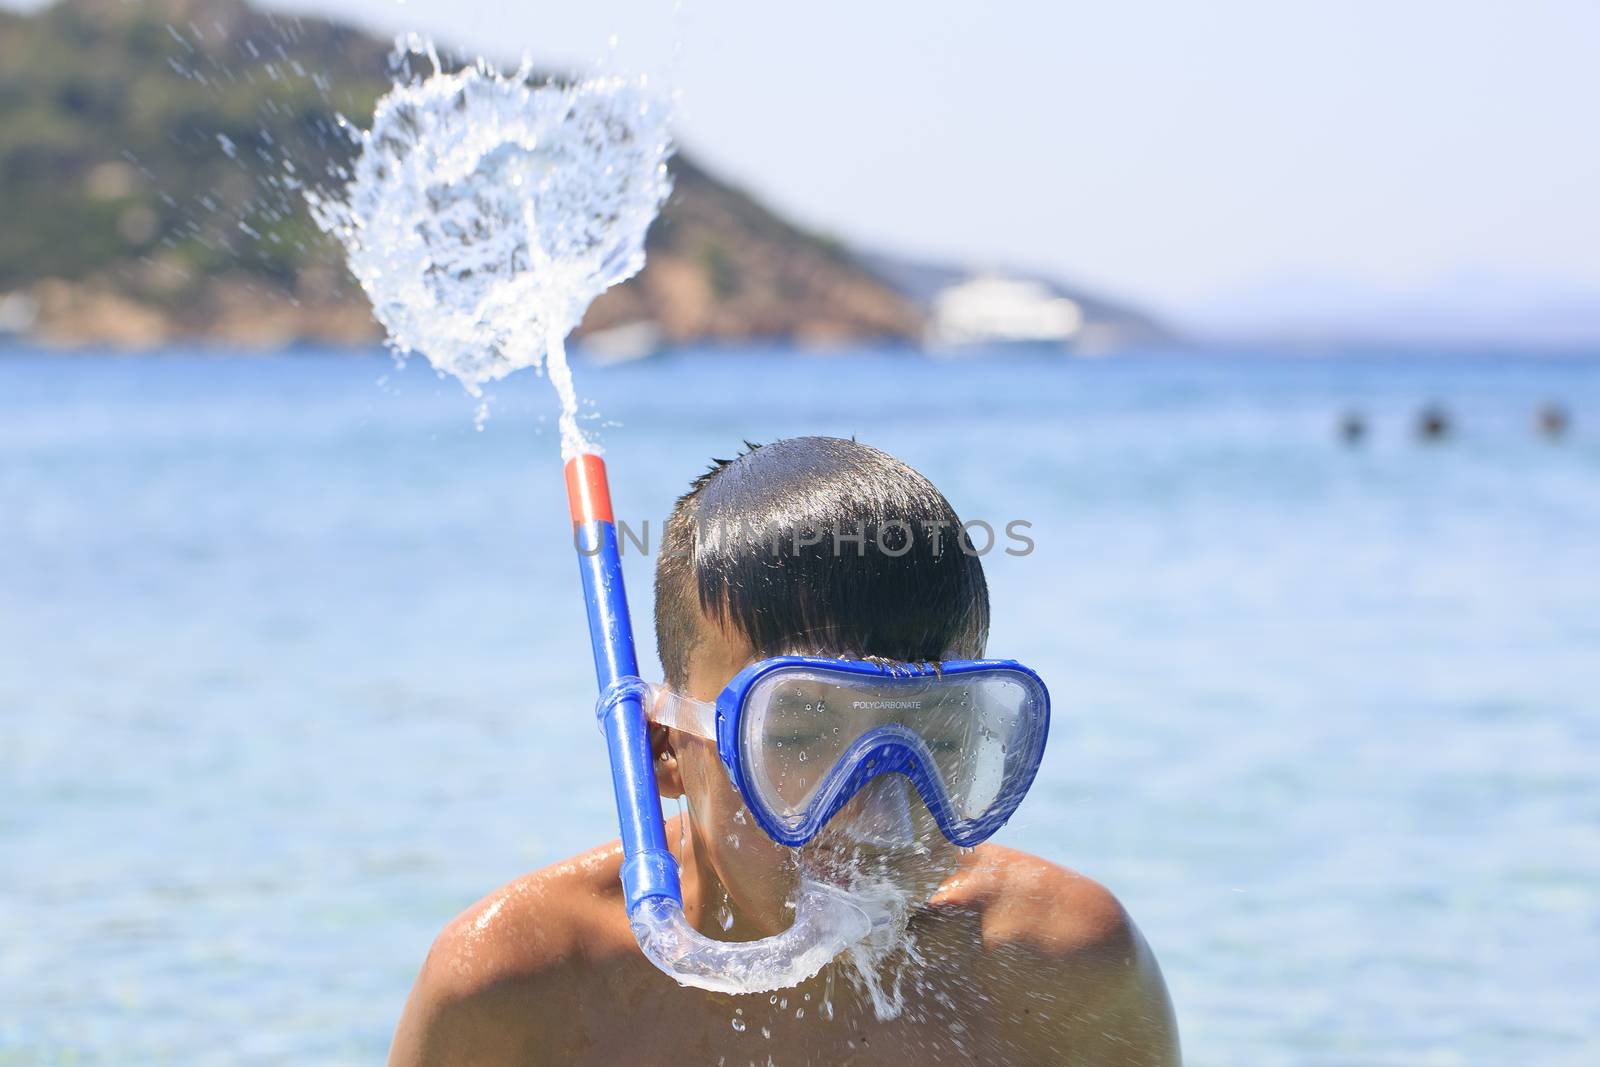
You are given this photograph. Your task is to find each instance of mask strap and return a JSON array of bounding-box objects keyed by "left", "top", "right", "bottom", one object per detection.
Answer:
[{"left": 645, "top": 684, "right": 718, "bottom": 741}]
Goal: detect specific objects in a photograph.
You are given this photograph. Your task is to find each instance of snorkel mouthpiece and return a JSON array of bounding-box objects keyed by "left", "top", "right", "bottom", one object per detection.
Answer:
[
  {"left": 629, "top": 881, "right": 874, "bottom": 996},
  {"left": 566, "top": 453, "right": 874, "bottom": 993}
]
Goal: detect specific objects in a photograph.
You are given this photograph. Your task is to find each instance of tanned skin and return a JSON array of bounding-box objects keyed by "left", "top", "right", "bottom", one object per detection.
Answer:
[{"left": 389, "top": 620, "right": 1180, "bottom": 1066}]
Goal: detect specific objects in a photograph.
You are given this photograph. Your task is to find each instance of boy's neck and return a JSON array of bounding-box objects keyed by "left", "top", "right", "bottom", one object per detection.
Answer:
[{"left": 670, "top": 813, "right": 794, "bottom": 941}]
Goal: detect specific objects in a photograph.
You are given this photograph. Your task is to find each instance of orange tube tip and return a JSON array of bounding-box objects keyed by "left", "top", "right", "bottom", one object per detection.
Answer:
[{"left": 564, "top": 453, "right": 614, "bottom": 525}]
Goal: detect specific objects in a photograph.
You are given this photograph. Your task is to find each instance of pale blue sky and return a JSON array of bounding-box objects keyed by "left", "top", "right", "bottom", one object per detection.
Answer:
[{"left": 24, "top": 0, "right": 1600, "bottom": 329}]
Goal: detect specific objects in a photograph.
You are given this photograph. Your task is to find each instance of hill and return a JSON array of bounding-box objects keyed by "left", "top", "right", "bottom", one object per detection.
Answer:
[{"left": 0, "top": 0, "right": 922, "bottom": 347}]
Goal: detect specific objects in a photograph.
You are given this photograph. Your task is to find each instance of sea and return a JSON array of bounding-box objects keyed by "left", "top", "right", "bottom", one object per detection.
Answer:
[{"left": 2, "top": 344, "right": 1596, "bottom": 1065}]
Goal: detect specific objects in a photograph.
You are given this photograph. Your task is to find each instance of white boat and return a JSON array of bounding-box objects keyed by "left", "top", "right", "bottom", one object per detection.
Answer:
[
  {"left": 927, "top": 275, "right": 1083, "bottom": 350},
  {"left": 577, "top": 321, "right": 663, "bottom": 364}
]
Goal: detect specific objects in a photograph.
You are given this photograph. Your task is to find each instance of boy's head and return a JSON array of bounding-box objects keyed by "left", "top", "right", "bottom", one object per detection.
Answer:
[
  {"left": 651, "top": 437, "right": 989, "bottom": 926},
  {"left": 655, "top": 436, "right": 989, "bottom": 685}
]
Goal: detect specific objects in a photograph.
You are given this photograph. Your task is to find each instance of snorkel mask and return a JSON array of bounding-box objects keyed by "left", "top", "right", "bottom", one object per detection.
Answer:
[
  {"left": 649, "top": 658, "right": 1049, "bottom": 848},
  {"left": 566, "top": 454, "right": 1050, "bottom": 994}
]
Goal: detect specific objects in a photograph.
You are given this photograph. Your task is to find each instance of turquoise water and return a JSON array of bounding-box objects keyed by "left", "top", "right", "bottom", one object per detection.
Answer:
[{"left": 2, "top": 346, "right": 1597, "bottom": 1065}]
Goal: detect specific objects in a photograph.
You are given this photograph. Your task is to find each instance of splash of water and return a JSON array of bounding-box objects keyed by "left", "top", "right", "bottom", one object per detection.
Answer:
[
  {"left": 309, "top": 40, "right": 673, "bottom": 455},
  {"left": 816, "top": 861, "right": 921, "bottom": 1020}
]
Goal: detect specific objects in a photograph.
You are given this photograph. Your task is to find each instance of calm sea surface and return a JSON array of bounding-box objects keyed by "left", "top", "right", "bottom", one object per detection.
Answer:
[{"left": 2, "top": 346, "right": 1597, "bottom": 1065}]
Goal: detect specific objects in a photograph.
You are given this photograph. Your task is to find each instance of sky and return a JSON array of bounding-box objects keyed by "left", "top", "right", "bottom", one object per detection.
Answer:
[{"left": 22, "top": 0, "right": 1600, "bottom": 333}]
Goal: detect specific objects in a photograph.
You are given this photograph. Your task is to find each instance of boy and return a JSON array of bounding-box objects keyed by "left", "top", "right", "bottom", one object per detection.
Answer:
[{"left": 390, "top": 437, "right": 1179, "bottom": 1065}]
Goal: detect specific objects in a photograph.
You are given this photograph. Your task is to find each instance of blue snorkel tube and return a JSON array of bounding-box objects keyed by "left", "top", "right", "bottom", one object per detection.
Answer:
[{"left": 565, "top": 453, "right": 874, "bottom": 995}]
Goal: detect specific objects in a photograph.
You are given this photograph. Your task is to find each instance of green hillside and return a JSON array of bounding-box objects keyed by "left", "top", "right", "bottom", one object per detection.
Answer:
[{"left": 0, "top": 0, "right": 921, "bottom": 346}]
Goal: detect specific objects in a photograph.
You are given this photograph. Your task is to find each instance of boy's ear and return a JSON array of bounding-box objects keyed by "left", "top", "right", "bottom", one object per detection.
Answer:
[{"left": 649, "top": 723, "right": 685, "bottom": 798}]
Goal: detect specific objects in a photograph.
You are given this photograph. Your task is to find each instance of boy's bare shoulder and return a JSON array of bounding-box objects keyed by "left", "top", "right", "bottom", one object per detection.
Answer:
[
  {"left": 387, "top": 840, "right": 632, "bottom": 1067},
  {"left": 934, "top": 844, "right": 1181, "bottom": 1064},
  {"left": 937, "top": 843, "right": 1136, "bottom": 957}
]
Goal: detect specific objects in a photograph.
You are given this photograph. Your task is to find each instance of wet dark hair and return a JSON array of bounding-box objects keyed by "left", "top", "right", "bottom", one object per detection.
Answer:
[{"left": 654, "top": 436, "right": 989, "bottom": 687}]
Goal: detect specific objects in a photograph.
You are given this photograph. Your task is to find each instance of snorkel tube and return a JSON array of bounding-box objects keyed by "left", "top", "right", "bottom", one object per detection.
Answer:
[{"left": 564, "top": 453, "right": 873, "bottom": 995}]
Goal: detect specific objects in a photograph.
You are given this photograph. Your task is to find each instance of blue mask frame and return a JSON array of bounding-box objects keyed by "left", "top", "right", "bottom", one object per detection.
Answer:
[{"left": 710, "top": 657, "right": 1051, "bottom": 848}]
